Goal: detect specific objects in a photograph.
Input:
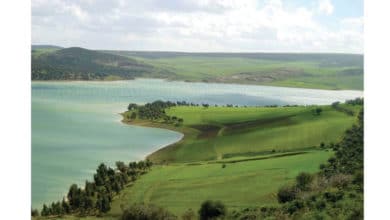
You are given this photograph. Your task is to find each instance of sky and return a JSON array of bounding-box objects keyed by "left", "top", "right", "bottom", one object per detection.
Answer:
[{"left": 32, "top": 0, "right": 363, "bottom": 53}]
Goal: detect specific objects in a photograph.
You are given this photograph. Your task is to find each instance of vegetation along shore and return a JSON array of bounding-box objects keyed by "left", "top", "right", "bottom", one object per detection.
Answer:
[{"left": 33, "top": 98, "right": 363, "bottom": 219}]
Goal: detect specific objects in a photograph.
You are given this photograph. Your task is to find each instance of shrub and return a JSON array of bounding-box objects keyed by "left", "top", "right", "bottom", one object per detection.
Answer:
[
  {"left": 296, "top": 172, "right": 314, "bottom": 190},
  {"left": 323, "top": 189, "right": 344, "bottom": 203},
  {"left": 277, "top": 185, "right": 298, "bottom": 203},
  {"left": 329, "top": 174, "right": 352, "bottom": 188},
  {"left": 121, "top": 203, "right": 177, "bottom": 220},
  {"left": 182, "top": 208, "right": 196, "bottom": 220},
  {"left": 199, "top": 200, "right": 227, "bottom": 220}
]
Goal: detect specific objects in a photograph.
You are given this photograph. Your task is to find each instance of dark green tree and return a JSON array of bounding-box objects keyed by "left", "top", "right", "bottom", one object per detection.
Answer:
[
  {"left": 198, "top": 200, "right": 226, "bottom": 220},
  {"left": 296, "top": 172, "right": 314, "bottom": 190},
  {"left": 277, "top": 185, "right": 298, "bottom": 203},
  {"left": 67, "top": 184, "right": 81, "bottom": 209},
  {"left": 31, "top": 208, "right": 39, "bottom": 217},
  {"left": 41, "top": 204, "right": 50, "bottom": 216},
  {"left": 96, "top": 194, "right": 111, "bottom": 213},
  {"left": 61, "top": 199, "right": 70, "bottom": 214},
  {"left": 128, "top": 103, "right": 138, "bottom": 111},
  {"left": 116, "top": 161, "right": 128, "bottom": 173}
]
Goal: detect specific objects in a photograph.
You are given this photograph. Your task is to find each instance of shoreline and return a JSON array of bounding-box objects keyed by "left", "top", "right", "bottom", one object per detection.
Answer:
[
  {"left": 31, "top": 77, "right": 364, "bottom": 92},
  {"left": 120, "top": 113, "right": 188, "bottom": 163}
]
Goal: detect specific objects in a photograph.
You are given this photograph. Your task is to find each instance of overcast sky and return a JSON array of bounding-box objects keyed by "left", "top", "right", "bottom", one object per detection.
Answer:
[{"left": 32, "top": 0, "right": 363, "bottom": 53}]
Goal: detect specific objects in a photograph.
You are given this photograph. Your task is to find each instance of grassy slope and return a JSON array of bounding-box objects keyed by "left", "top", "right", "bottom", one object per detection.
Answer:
[
  {"left": 117, "top": 55, "right": 363, "bottom": 90},
  {"left": 124, "top": 105, "right": 360, "bottom": 163},
  {"left": 106, "top": 150, "right": 332, "bottom": 217},
  {"left": 31, "top": 47, "right": 165, "bottom": 81},
  {"left": 35, "top": 47, "right": 363, "bottom": 90}
]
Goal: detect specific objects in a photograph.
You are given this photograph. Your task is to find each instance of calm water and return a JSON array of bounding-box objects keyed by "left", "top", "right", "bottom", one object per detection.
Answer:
[{"left": 32, "top": 78, "right": 363, "bottom": 208}]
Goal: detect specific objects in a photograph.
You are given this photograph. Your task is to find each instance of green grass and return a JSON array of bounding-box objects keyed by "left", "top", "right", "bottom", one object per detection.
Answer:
[
  {"left": 131, "top": 105, "right": 361, "bottom": 163},
  {"left": 128, "top": 56, "right": 363, "bottom": 90},
  {"left": 107, "top": 150, "right": 332, "bottom": 217}
]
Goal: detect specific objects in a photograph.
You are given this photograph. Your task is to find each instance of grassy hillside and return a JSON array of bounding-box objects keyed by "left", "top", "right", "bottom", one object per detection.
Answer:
[
  {"left": 32, "top": 46, "right": 363, "bottom": 90},
  {"left": 106, "top": 51, "right": 364, "bottom": 90},
  {"left": 31, "top": 47, "right": 172, "bottom": 80},
  {"left": 123, "top": 104, "right": 360, "bottom": 163},
  {"left": 107, "top": 150, "right": 332, "bottom": 217}
]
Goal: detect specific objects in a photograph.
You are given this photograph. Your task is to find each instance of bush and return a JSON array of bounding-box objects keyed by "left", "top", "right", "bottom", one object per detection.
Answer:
[
  {"left": 199, "top": 200, "right": 227, "bottom": 220},
  {"left": 296, "top": 172, "right": 314, "bottom": 190},
  {"left": 182, "top": 208, "right": 196, "bottom": 220},
  {"left": 121, "top": 203, "right": 177, "bottom": 220},
  {"left": 277, "top": 185, "right": 298, "bottom": 203}
]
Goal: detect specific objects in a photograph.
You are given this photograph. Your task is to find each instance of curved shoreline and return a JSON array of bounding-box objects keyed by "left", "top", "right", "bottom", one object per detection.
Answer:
[{"left": 120, "top": 113, "right": 189, "bottom": 163}]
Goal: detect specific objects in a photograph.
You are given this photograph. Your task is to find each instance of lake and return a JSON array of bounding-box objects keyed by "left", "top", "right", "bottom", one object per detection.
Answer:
[{"left": 31, "top": 78, "right": 363, "bottom": 208}]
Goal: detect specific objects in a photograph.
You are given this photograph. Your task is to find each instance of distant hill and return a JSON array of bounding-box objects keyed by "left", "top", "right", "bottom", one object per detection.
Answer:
[
  {"left": 31, "top": 47, "right": 169, "bottom": 80},
  {"left": 104, "top": 50, "right": 363, "bottom": 68},
  {"left": 32, "top": 45, "right": 63, "bottom": 50},
  {"left": 31, "top": 46, "right": 363, "bottom": 90}
]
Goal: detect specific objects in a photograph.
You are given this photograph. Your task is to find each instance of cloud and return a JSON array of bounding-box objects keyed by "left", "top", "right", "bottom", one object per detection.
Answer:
[
  {"left": 318, "top": 0, "right": 334, "bottom": 15},
  {"left": 31, "top": 0, "right": 363, "bottom": 53}
]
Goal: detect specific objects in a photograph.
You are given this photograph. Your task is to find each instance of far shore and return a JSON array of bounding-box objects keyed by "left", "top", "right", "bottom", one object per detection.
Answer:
[{"left": 31, "top": 77, "right": 363, "bottom": 91}]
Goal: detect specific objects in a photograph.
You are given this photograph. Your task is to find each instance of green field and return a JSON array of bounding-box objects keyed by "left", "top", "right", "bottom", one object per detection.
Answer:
[
  {"left": 123, "top": 105, "right": 360, "bottom": 163},
  {"left": 33, "top": 151, "right": 332, "bottom": 219},
  {"left": 107, "top": 51, "right": 364, "bottom": 90},
  {"left": 104, "top": 150, "right": 332, "bottom": 217},
  {"left": 136, "top": 56, "right": 363, "bottom": 90}
]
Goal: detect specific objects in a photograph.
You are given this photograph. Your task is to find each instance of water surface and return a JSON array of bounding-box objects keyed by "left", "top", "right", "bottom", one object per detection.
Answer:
[{"left": 32, "top": 78, "right": 363, "bottom": 208}]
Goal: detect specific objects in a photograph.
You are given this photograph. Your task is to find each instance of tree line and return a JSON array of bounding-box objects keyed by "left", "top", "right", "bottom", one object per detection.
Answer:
[
  {"left": 332, "top": 97, "right": 364, "bottom": 116},
  {"left": 33, "top": 160, "right": 152, "bottom": 217},
  {"left": 127, "top": 101, "right": 185, "bottom": 126}
]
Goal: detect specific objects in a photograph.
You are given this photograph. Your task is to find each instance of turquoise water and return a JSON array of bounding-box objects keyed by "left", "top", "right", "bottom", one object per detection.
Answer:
[{"left": 31, "top": 78, "right": 363, "bottom": 208}]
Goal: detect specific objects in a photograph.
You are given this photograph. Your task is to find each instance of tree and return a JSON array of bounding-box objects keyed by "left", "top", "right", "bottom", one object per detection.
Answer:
[
  {"left": 41, "top": 204, "right": 50, "bottom": 216},
  {"left": 31, "top": 208, "right": 39, "bottom": 217},
  {"left": 67, "top": 184, "right": 81, "bottom": 209},
  {"left": 116, "top": 161, "right": 128, "bottom": 173},
  {"left": 130, "top": 112, "right": 137, "bottom": 119},
  {"left": 128, "top": 103, "right": 138, "bottom": 111},
  {"left": 296, "top": 172, "right": 314, "bottom": 190},
  {"left": 61, "top": 199, "right": 70, "bottom": 214},
  {"left": 198, "top": 200, "right": 226, "bottom": 220},
  {"left": 277, "top": 185, "right": 298, "bottom": 203},
  {"left": 96, "top": 194, "right": 111, "bottom": 213},
  {"left": 313, "top": 107, "right": 323, "bottom": 115}
]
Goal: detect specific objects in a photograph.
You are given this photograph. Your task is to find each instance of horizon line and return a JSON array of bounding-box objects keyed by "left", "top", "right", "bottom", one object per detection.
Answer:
[{"left": 31, "top": 44, "right": 364, "bottom": 55}]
